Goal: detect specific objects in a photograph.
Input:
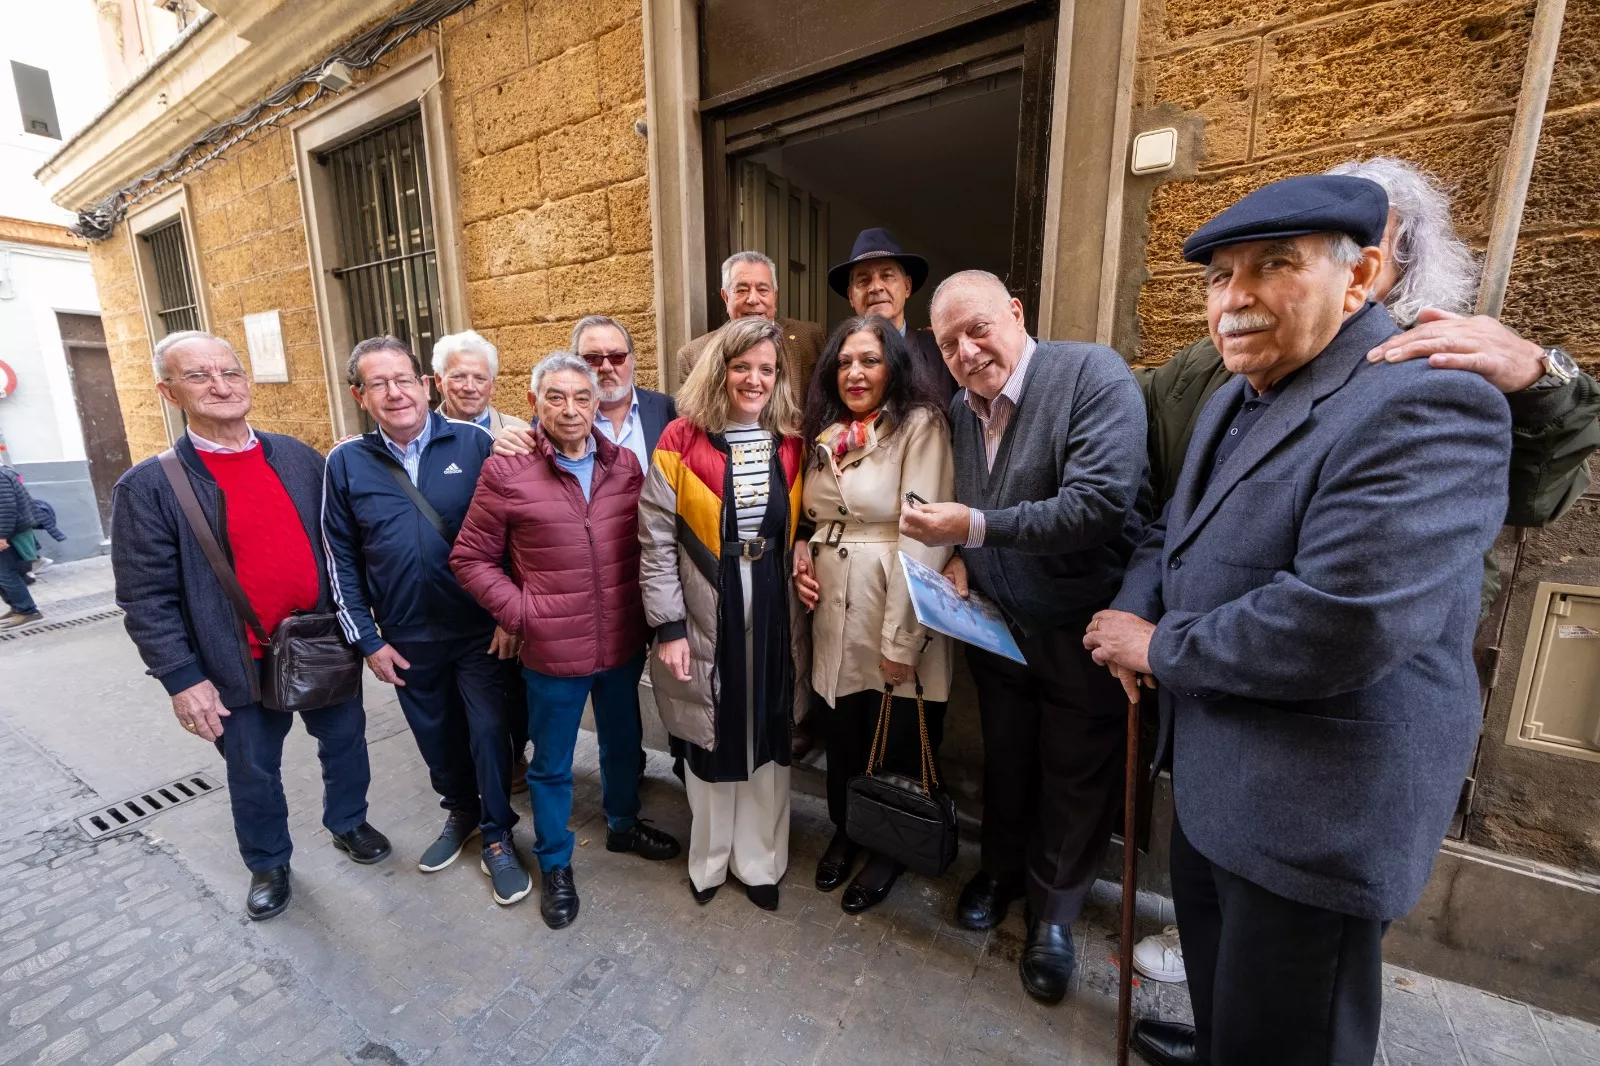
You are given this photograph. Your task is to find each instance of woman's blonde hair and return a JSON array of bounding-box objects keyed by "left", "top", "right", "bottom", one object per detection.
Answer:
[{"left": 676, "top": 317, "right": 800, "bottom": 436}]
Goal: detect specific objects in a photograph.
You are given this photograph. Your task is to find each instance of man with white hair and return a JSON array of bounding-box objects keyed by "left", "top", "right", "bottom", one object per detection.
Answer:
[
  {"left": 900, "top": 270, "right": 1149, "bottom": 1004},
  {"left": 1123, "top": 157, "right": 1600, "bottom": 1064},
  {"left": 112, "top": 331, "right": 389, "bottom": 922},
  {"left": 674, "top": 251, "right": 825, "bottom": 406},
  {"left": 451, "top": 352, "right": 682, "bottom": 930},
  {"left": 322, "top": 336, "right": 530, "bottom": 907},
  {"left": 433, "top": 329, "right": 529, "bottom": 432}
]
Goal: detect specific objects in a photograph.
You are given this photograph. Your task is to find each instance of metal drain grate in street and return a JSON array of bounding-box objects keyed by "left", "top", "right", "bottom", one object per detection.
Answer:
[
  {"left": 77, "top": 772, "right": 224, "bottom": 839},
  {"left": 0, "top": 608, "right": 125, "bottom": 642}
]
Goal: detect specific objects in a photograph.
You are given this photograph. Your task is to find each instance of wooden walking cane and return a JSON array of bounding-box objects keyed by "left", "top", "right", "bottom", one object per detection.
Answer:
[{"left": 1117, "top": 696, "right": 1141, "bottom": 1066}]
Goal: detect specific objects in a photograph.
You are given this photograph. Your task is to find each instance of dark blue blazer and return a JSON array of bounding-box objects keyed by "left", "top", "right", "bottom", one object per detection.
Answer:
[
  {"left": 1112, "top": 303, "right": 1510, "bottom": 921},
  {"left": 321, "top": 412, "right": 497, "bottom": 655},
  {"left": 636, "top": 387, "right": 676, "bottom": 458}
]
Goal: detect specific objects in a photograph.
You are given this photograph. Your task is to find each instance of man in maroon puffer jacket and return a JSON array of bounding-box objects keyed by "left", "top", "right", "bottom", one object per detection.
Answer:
[{"left": 451, "top": 352, "right": 682, "bottom": 930}]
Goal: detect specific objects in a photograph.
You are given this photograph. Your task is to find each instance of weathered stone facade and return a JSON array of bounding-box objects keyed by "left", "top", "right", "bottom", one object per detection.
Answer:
[
  {"left": 1133, "top": 0, "right": 1600, "bottom": 375},
  {"left": 86, "top": 0, "right": 650, "bottom": 463}
]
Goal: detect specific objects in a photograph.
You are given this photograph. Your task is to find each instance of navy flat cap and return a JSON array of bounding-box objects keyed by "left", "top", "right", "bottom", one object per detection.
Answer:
[
  {"left": 828, "top": 228, "right": 930, "bottom": 297},
  {"left": 1181, "top": 175, "right": 1389, "bottom": 264}
]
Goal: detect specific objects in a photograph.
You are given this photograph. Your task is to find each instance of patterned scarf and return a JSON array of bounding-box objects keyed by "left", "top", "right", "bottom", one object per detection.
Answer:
[{"left": 817, "top": 410, "right": 878, "bottom": 462}]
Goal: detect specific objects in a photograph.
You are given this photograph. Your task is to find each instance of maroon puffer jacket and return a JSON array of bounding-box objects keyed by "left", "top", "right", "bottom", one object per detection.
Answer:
[{"left": 449, "top": 428, "right": 648, "bottom": 677}]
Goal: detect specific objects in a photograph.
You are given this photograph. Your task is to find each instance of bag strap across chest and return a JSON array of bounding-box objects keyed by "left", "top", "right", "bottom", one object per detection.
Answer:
[{"left": 158, "top": 449, "right": 274, "bottom": 649}]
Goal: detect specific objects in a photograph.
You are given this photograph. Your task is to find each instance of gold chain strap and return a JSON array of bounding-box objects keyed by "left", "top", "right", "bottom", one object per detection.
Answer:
[
  {"left": 864, "top": 679, "right": 940, "bottom": 795},
  {"left": 864, "top": 685, "right": 894, "bottom": 777},
  {"left": 914, "top": 679, "right": 938, "bottom": 794}
]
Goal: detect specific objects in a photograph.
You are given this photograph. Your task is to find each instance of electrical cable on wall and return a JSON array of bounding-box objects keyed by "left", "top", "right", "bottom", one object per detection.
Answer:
[{"left": 74, "top": 0, "right": 478, "bottom": 242}]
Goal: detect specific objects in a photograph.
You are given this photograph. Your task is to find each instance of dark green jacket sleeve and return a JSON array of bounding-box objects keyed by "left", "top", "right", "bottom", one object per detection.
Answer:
[
  {"left": 1133, "top": 336, "right": 1235, "bottom": 508},
  {"left": 1503, "top": 370, "right": 1600, "bottom": 528}
]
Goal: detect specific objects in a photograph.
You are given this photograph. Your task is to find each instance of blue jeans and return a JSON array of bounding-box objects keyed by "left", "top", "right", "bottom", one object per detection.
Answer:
[
  {"left": 521, "top": 652, "right": 646, "bottom": 871},
  {"left": 0, "top": 546, "right": 36, "bottom": 614},
  {"left": 214, "top": 695, "right": 370, "bottom": 872}
]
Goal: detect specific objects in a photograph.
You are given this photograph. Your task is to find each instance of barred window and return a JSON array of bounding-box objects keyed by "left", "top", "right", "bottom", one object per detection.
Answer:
[
  {"left": 321, "top": 111, "right": 442, "bottom": 356},
  {"left": 141, "top": 220, "right": 201, "bottom": 334}
]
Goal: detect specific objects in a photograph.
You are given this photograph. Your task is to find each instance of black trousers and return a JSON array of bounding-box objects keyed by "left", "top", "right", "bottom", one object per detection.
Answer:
[
  {"left": 1171, "top": 813, "right": 1385, "bottom": 1066},
  {"left": 967, "top": 616, "right": 1128, "bottom": 925},
  {"left": 824, "top": 688, "right": 948, "bottom": 830},
  {"left": 391, "top": 634, "right": 518, "bottom": 840},
  {"left": 215, "top": 696, "right": 370, "bottom": 872},
  {"left": 504, "top": 661, "right": 528, "bottom": 757}
]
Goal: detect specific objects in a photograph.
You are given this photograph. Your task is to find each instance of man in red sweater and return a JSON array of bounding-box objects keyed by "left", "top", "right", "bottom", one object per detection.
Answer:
[{"left": 112, "top": 331, "right": 391, "bottom": 921}]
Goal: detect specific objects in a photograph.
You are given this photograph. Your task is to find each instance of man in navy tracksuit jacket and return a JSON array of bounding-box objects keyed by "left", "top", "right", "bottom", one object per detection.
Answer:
[{"left": 322, "top": 338, "right": 530, "bottom": 906}]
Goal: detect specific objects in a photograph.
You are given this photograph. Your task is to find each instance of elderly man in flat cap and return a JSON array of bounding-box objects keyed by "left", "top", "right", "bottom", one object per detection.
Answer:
[
  {"left": 829, "top": 227, "right": 957, "bottom": 404},
  {"left": 1086, "top": 175, "right": 1511, "bottom": 1065}
]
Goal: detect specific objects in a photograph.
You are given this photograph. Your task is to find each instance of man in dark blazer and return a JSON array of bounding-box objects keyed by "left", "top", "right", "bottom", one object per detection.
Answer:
[
  {"left": 829, "top": 227, "right": 957, "bottom": 404},
  {"left": 674, "top": 251, "right": 825, "bottom": 405},
  {"left": 1085, "top": 176, "right": 1511, "bottom": 1065}
]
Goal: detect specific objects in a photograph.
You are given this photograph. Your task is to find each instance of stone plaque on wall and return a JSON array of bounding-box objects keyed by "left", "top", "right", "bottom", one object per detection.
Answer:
[{"left": 243, "top": 310, "right": 288, "bottom": 383}]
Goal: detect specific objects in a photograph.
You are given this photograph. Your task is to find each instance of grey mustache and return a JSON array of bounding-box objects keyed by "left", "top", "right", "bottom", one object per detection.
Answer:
[{"left": 1218, "top": 310, "right": 1278, "bottom": 333}]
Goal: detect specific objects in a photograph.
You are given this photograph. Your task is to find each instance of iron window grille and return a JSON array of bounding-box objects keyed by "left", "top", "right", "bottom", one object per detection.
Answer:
[
  {"left": 321, "top": 111, "right": 443, "bottom": 358},
  {"left": 141, "top": 219, "right": 202, "bottom": 334}
]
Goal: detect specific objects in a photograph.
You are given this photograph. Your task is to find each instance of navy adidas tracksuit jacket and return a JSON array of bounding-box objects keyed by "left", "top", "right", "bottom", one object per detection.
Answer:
[{"left": 321, "top": 412, "right": 497, "bottom": 655}]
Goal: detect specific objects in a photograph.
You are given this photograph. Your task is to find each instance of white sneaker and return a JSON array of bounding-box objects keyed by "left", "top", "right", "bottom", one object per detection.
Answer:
[
  {"left": 31, "top": 556, "right": 53, "bottom": 574},
  {"left": 1132, "top": 925, "right": 1186, "bottom": 983}
]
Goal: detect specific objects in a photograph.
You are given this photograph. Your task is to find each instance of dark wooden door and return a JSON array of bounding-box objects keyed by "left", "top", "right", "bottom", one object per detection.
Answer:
[{"left": 57, "top": 313, "right": 131, "bottom": 532}]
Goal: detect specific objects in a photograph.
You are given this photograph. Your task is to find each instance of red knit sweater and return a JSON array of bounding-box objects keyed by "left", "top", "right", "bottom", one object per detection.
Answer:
[{"left": 197, "top": 447, "right": 320, "bottom": 658}]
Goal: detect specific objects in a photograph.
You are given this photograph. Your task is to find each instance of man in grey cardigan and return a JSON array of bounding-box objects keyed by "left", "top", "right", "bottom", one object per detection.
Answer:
[{"left": 901, "top": 270, "right": 1148, "bottom": 1004}]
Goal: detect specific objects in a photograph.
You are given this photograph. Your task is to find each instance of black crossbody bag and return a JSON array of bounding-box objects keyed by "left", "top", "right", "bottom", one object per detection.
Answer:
[
  {"left": 158, "top": 450, "right": 362, "bottom": 713},
  {"left": 845, "top": 680, "right": 959, "bottom": 877}
]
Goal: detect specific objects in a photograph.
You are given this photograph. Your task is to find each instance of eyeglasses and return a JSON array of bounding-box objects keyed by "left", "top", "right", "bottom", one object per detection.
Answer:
[
  {"left": 171, "top": 369, "right": 247, "bottom": 387},
  {"left": 581, "top": 352, "right": 630, "bottom": 368},
  {"left": 360, "top": 375, "right": 422, "bottom": 395}
]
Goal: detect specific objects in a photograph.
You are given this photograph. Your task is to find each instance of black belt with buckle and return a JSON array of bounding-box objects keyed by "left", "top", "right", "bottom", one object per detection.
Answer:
[{"left": 722, "top": 537, "right": 769, "bottom": 561}]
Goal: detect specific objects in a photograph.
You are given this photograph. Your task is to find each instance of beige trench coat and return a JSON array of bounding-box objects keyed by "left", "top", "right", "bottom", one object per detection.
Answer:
[{"left": 802, "top": 407, "right": 954, "bottom": 705}]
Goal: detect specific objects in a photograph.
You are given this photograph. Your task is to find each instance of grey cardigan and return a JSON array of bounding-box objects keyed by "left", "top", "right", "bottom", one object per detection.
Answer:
[{"left": 951, "top": 340, "right": 1148, "bottom": 634}]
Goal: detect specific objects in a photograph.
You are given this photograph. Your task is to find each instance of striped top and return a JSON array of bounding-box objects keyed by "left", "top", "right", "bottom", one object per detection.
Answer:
[{"left": 724, "top": 424, "right": 773, "bottom": 541}]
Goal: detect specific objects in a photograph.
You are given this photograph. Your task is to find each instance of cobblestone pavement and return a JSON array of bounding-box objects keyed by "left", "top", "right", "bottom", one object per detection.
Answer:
[{"left": 2, "top": 558, "right": 1599, "bottom": 1065}]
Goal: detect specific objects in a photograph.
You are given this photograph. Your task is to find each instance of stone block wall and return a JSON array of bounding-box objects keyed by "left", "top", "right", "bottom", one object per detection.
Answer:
[
  {"left": 85, "top": 0, "right": 651, "bottom": 463},
  {"left": 1132, "top": 0, "right": 1600, "bottom": 375},
  {"left": 448, "top": 0, "right": 653, "bottom": 404}
]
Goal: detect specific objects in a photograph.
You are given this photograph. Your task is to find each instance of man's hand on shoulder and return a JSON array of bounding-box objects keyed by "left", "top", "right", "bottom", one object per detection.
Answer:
[
  {"left": 1366, "top": 308, "right": 1545, "bottom": 393},
  {"left": 493, "top": 426, "right": 536, "bottom": 457}
]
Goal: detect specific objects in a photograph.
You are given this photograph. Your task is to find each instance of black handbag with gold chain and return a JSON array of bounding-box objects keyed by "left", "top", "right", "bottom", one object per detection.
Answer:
[{"left": 845, "top": 680, "right": 959, "bottom": 877}]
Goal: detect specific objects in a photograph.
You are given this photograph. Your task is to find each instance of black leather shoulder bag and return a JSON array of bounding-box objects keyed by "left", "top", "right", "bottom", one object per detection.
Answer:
[
  {"left": 158, "top": 449, "right": 362, "bottom": 713},
  {"left": 845, "top": 681, "right": 959, "bottom": 877}
]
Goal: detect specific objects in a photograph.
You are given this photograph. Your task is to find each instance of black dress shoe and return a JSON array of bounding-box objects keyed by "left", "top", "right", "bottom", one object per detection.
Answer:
[
  {"left": 1130, "top": 1019, "right": 1200, "bottom": 1066},
  {"left": 814, "top": 830, "right": 860, "bottom": 892},
  {"left": 540, "top": 865, "right": 580, "bottom": 929},
  {"left": 841, "top": 852, "right": 901, "bottom": 915},
  {"left": 745, "top": 883, "right": 779, "bottom": 911},
  {"left": 331, "top": 822, "right": 392, "bottom": 864},
  {"left": 606, "top": 820, "right": 681, "bottom": 861},
  {"left": 1019, "top": 912, "right": 1076, "bottom": 1004},
  {"left": 246, "top": 865, "right": 291, "bottom": 921},
  {"left": 955, "top": 870, "right": 1023, "bottom": 931},
  {"left": 691, "top": 882, "right": 718, "bottom": 905}
]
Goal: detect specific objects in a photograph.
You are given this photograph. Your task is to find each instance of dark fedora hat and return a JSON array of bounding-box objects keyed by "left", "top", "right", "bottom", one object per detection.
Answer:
[{"left": 827, "top": 228, "right": 930, "bottom": 298}]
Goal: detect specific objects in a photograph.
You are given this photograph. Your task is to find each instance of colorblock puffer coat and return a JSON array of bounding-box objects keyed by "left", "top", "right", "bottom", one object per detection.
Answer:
[
  {"left": 450, "top": 427, "right": 648, "bottom": 677},
  {"left": 638, "top": 417, "right": 811, "bottom": 751}
]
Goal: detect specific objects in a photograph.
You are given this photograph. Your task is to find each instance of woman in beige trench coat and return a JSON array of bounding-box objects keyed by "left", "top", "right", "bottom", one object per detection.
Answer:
[{"left": 793, "top": 315, "right": 955, "bottom": 914}]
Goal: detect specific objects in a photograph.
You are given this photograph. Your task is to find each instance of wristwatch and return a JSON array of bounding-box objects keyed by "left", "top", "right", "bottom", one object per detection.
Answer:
[{"left": 1531, "top": 347, "right": 1580, "bottom": 390}]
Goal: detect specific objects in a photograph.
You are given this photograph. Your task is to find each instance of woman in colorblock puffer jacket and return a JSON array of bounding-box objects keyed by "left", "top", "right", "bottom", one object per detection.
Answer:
[{"left": 639, "top": 316, "right": 810, "bottom": 912}]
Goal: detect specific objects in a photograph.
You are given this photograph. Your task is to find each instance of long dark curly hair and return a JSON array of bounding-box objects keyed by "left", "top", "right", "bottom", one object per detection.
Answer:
[{"left": 802, "top": 315, "right": 947, "bottom": 468}]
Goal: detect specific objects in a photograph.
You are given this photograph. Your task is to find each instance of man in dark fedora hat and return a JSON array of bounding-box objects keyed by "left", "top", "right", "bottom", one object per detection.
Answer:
[{"left": 829, "top": 227, "right": 957, "bottom": 403}]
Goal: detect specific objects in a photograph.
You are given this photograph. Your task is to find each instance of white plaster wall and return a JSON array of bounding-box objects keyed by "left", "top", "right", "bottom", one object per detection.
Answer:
[
  {"left": 0, "top": 241, "right": 101, "bottom": 464},
  {"left": 0, "top": 0, "right": 115, "bottom": 225}
]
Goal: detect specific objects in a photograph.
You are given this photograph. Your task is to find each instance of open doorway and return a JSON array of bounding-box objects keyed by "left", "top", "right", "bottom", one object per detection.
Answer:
[
  {"left": 703, "top": 6, "right": 1054, "bottom": 338},
  {"left": 743, "top": 79, "right": 1019, "bottom": 332}
]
